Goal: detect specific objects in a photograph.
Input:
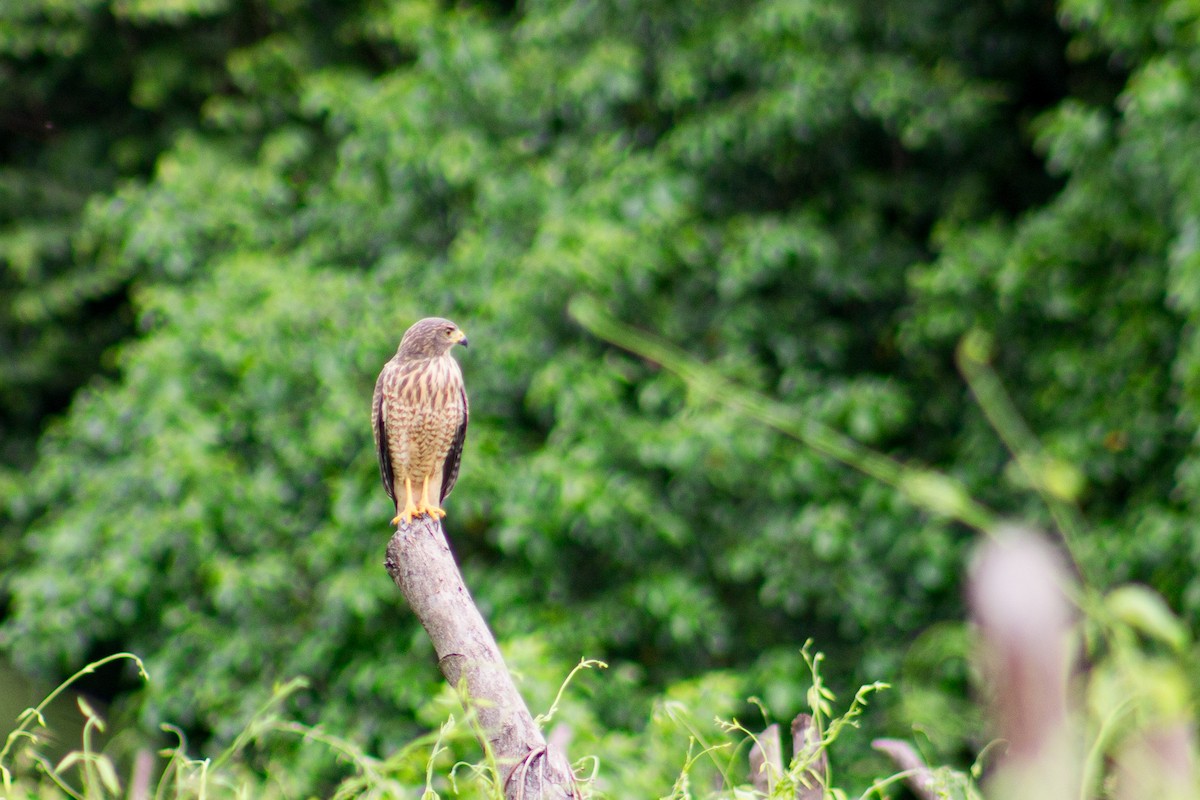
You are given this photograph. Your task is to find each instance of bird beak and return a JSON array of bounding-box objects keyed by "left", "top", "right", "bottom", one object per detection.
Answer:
[{"left": 452, "top": 329, "right": 468, "bottom": 347}]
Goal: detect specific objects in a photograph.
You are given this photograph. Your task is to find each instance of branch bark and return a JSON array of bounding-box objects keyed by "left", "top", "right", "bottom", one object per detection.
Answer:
[
  {"left": 748, "top": 723, "right": 782, "bottom": 795},
  {"left": 747, "top": 715, "right": 828, "bottom": 799},
  {"left": 384, "top": 516, "right": 578, "bottom": 799},
  {"left": 791, "top": 714, "right": 827, "bottom": 800},
  {"left": 968, "top": 526, "right": 1079, "bottom": 800},
  {"left": 871, "top": 738, "right": 939, "bottom": 800}
]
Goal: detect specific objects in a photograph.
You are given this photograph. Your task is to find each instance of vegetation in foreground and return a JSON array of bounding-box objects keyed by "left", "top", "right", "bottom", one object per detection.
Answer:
[{"left": 2, "top": 555, "right": 1194, "bottom": 800}]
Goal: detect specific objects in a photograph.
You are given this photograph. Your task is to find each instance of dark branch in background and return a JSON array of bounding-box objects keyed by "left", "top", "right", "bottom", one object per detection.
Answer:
[
  {"left": 790, "top": 714, "right": 827, "bottom": 800},
  {"left": 747, "top": 714, "right": 827, "bottom": 799},
  {"left": 748, "top": 723, "right": 782, "bottom": 795},
  {"left": 870, "top": 739, "right": 939, "bottom": 800},
  {"left": 969, "top": 526, "right": 1077, "bottom": 800},
  {"left": 384, "top": 516, "right": 579, "bottom": 799}
]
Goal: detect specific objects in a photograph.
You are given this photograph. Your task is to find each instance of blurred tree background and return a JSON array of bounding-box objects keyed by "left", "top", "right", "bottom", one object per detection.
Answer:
[{"left": 2, "top": 0, "right": 1199, "bottom": 793}]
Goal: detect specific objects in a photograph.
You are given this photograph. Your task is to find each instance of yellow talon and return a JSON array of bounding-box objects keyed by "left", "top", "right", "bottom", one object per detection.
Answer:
[
  {"left": 418, "top": 474, "right": 447, "bottom": 520},
  {"left": 391, "top": 477, "right": 420, "bottom": 526}
]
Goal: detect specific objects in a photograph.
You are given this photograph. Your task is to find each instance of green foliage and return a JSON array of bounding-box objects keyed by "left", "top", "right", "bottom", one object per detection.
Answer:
[
  {"left": 4, "top": 564, "right": 1197, "bottom": 798},
  {"left": 0, "top": 0, "right": 368, "bottom": 507},
  {"left": 3, "top": 0, "right": 1200, "bottom": 794},
  {"left": 0, "top": 643, "right": 915, "bottom": 798}
]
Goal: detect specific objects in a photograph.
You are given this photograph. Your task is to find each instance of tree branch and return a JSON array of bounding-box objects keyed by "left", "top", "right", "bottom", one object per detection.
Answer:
[
  {"left": 384, "top": 516, "right": 578, "bottom": 799},
  {"left": 871, "top": 739, "right": 939, "bottom": 800},
  {"left": 748, "top": 723, "right": 782, "bottom": 795},
  {"left": 791, "top": 714, "right": 827, "bottom": 800}
]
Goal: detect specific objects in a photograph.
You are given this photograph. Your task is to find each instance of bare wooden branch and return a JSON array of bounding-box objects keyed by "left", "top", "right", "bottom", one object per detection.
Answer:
[
  {"left": 385, "top": 516, "right": 578, "bottom": 799},
  {"left": 871, "top": 738, "right": 939, "bottom": 800},
  {"left": 128, "top": 749, "right": 154, "bottom": 800},
  {"left": 749, "top": 723, "right": 782, "bottom": 794},
  {"left": 791, "top": 714, "right": 827, "bottom": 800},
  {"left": 968, "top": 526, "right": 1079, "bottom": 800}
]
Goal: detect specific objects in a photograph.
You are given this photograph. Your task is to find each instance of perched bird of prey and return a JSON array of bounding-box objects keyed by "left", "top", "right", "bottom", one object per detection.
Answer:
[{"left": 372, "top": 317, "right": 469, "bottom": 526}]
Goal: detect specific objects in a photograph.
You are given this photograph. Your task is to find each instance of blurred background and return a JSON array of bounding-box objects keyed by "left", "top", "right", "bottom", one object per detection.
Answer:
[{"left": 2, "top": 0, "right": 1199, "bottom": 795}]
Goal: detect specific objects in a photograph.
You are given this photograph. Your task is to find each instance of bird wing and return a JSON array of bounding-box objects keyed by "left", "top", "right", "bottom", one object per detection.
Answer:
[
  {"left": 439, "top": 383, "right": 468, "bottom": 502},
  {"left": 372, "top": 363, "right": 396, "bottom": 505}
]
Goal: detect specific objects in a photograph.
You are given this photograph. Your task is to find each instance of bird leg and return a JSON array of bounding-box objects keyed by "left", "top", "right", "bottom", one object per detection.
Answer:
[
  {"left": 391, "top": 477, "right": 421, "bottom": 526},
  {"left": 419, "top": 474, "right": 447, "bottom": 520}
]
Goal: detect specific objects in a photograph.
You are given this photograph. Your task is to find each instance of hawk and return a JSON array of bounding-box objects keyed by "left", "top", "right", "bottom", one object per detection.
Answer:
[{"left": 372, "top": 317, "right": 469, "bottom": 526}]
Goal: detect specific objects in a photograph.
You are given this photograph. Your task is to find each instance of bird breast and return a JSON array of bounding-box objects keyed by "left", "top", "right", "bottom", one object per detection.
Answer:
[{"left": 384, "top": 354, "right": 465, "bottom": 480}]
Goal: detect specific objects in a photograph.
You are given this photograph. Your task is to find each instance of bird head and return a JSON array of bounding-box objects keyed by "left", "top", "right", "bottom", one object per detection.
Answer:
[{"left": 397, "top": 317, "right": 469, "bottom": 359}]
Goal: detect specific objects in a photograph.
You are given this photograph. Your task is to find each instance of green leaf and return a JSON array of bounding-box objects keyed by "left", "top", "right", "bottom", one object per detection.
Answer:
[{"left": 1106, "top": 585, "right": 1190, "bottom": 653}]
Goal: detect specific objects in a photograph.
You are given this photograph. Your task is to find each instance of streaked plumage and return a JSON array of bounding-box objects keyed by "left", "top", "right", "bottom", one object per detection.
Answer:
[{"left": 372, "top": 317, "right": 469, "bottom": 526}]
